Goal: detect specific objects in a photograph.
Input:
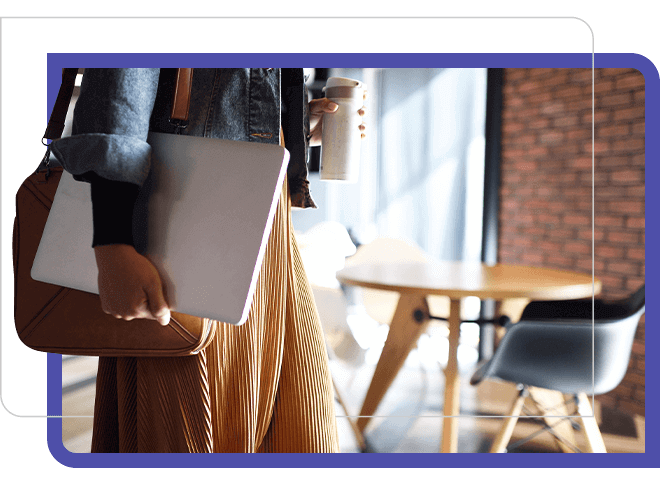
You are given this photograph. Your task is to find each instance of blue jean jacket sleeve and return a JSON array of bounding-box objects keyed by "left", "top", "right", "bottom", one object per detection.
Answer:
[{"left": 50, "top": 68, "right": 161, "bottom": 186}]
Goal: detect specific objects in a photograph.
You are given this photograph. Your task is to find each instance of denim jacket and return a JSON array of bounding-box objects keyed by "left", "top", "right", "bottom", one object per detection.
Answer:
[{"left": 50, "top": 68, "right": 316, "bottom": 244}]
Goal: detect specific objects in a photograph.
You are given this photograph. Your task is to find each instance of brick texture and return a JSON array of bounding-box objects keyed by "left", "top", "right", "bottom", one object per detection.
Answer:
[{"left": 499, "top": 68, "right": 645, "bottom": 416}]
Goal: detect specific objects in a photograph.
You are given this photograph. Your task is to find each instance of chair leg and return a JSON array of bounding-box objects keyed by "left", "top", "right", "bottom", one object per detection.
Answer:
[
  {"left": 526, "top": 389, "right": 579, "bottom": 453},
  {"left": 576, "top": 393, "right": 607, "bottom": 453},
  {"left": 490, "top": 386, "right": 527, "bottom": 453},
  {"left": 332, "top": 374, "right": 367, "bottom": 452}
]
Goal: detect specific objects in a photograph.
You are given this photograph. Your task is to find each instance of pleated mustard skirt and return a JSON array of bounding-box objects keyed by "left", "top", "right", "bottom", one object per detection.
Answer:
[{"left": 90, "top": 169, "right": 340, "bottom": 453}]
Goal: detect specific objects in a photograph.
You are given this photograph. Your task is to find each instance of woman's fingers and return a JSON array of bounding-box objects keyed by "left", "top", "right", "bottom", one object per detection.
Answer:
[
  {"left": 144, "top": 280, "right": 171, "bottom": 326},
  {"left": 95, "top": 243, "right": 171, "bottom": 326}
]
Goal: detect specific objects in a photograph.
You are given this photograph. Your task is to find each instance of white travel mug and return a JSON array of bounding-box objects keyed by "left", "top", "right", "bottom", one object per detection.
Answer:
[{"left": 320, "top": 77, "right": 365, "bottom": 183}]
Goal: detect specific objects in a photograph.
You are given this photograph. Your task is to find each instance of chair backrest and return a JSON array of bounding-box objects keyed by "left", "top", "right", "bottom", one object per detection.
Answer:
[
  {"left": 591, "top": 305, "right": 644, "bottom": 393},
  {"left": 520, "top": 285, "right": 646, "bottom": 321},
  {"left": 483, "top": 286, "right": 645, "bottom": 395},
  {"left": 591, "top": 284, "right": 645, "bottom": 320},
  {"left": 620, "top": 284, "right": 645, "bottom": 316},
  {"left": 299, "top": 221, "right": 358, "bottom": 259},
  {"left": 296, "top": 221, "right": 357, "bottom": 289}
]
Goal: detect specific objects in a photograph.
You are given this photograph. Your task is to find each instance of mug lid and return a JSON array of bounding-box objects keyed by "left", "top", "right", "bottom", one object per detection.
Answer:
[{"left": 323, "top": 77, "right": 366, "bottom": 93}]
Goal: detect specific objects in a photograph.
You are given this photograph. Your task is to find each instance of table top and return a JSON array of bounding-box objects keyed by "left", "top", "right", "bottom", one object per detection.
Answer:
[{"left": 336, "top": 261, "right": 601, "bottom": 300}]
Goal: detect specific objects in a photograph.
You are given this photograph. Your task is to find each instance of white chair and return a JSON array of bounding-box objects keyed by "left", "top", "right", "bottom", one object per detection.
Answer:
[
  {"left": 296, "top": 221, "right": 357, "bottom": 289},
  {"left": 471, "top": 286, "right": 645, "bottom": 453},
  {"left": 296, "top": 222, "right": 367, "bottom": 451}
]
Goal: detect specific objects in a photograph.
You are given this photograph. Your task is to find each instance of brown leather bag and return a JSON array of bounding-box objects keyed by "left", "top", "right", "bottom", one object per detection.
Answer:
[{"left": 13, "top": 68, "right": 216, "bottom": 357}]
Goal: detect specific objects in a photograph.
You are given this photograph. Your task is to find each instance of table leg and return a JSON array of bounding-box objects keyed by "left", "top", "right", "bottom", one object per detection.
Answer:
[
  {"left": 356, "top": 293, "right": 430, "bottom": 433},
  {"left": 440, "top": 298, "right": 462, "bottom": 453}
]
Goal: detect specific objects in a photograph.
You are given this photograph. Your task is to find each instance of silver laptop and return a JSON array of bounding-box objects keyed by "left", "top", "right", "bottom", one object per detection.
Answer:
[{"left": 31, "top": 132, "right": 289, "bottom": 325}]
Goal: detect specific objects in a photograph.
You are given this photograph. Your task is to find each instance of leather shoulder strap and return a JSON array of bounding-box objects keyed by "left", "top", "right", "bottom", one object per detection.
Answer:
[
  {"left": 43, "top": 68, "right": 79, "bottom": 142},
  {"left": 170, "top": 68, "right": 194, "bottom": 123},
  {"left": 36, "top": 68, "right": 193, "bottom": 172},
  {"left": 43, "top": 68, "right": 194, "bottom": 141}
]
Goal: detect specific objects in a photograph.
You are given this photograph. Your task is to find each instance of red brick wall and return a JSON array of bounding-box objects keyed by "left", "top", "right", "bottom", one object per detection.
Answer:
[{"left": 499, "top": 68, "right": 645, "bottom": 416}]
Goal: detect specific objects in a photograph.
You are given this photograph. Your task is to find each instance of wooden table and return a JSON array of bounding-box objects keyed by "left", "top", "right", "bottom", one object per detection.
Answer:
[{"left": 336, "top": 261, "right": 601, "bottom": 453}]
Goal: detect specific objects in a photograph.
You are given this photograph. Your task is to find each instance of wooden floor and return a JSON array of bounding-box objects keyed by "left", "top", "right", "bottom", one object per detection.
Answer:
[
  {"left": 62, "top": 345, "right": 645, "bottom": 454},
  {"left": 330, "top": 345, "right": 645, "bottom": 453}
]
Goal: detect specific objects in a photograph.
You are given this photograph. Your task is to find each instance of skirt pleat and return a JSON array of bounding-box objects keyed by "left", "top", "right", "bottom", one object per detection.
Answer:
[{"left": 90, "top": 174, "right": 339, "bottom": 453}]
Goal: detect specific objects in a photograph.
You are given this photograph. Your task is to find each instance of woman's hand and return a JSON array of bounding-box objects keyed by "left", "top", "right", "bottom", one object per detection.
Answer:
[
  {"left": 94, "top": 244, "right": 171, "bottom": 326},
  {"left": 308, "top": 89, "right": 367, "bottom": 147}
]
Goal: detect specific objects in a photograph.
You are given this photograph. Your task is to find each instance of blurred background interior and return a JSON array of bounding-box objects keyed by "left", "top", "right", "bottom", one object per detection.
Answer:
[{"left": 62, "top": 67, "right": 645, "bottom": 453}]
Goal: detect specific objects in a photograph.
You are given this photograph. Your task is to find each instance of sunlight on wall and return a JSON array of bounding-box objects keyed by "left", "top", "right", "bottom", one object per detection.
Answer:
[
  {"left": 374, "top": 68, "right": 488, "bottom": 261},
  {"left": 293, "top": 68, "right": 488, "bottom": 367}
]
